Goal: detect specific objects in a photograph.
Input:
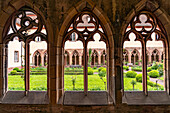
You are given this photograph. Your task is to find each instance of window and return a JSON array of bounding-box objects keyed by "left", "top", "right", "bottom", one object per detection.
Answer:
[
  {"left": 3, "top": 7, "right": 47, "bottom": 94},
  {"left": 14, "top": 51, "right": 19, "bottom": 62},
  {"left": 123, "top": 11, "right": 167, "bottom": 95},
  {"left": 63, "top": 11, "right": 108, "bottom": 93}
]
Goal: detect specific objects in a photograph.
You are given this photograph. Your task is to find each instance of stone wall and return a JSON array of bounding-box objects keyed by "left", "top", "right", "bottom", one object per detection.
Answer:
[{"left": 0, "top": 0, "right": 169, "bottom": 112}]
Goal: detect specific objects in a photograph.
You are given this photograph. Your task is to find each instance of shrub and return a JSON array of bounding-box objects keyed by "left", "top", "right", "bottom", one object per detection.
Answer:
[
  {"left": 147, "top": 67, "right": 152, "bottom": 72},
  {"left": 131, "top": 66, "right": 142, "bottom": 72},
  {"left": 136, "top": 74, "right": 149, "bottom": 82},
  {"left": 93, "top": 66, "right": 97, "bottom": 69},
  {"left": 123, "top": 66, "right": 129, "bottom": 70},
  {"left": 13, "top": 67, "right": 20, "bottom": 72},
  {"left": 88, "top": 69, "right": 93, "bottom": 75},
  {"left": 98, "top": 67, "right": 104, "bottom": 72},
  {"left": 135, "top": 62, "right": 138, "bottom": 65},
  {"left": 126, "top": 71, "right": 137, "bottom": 78},
  {"left": 148, "top": 70, "right": 159, "bottom": 78},
  {"left": 151, "top": 61, "right": 158, "bottom": 70},
  {"left": 10, "top": 70, "right": 17, "bottom": 75},
  {"left": 98, "top": 71, "right": 106, "bottom": 77}
]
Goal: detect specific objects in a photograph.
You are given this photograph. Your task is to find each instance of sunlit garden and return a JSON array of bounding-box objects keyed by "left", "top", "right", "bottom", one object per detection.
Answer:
[{"left": 123, "top": 61, "right": 164, "bottom": 91}]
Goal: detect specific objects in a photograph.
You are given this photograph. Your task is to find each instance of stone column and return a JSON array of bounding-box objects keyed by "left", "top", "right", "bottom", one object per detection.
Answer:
[
  {"left": 79, "top": 55, "right": 82, "bottom": 65},
  {"left": 159, "top": 54, "right": 161, "bottom": 63},
  {"left": 98, "top": 55, "right": 101, "bottom": 65},
  {"left": 103, "top": 54, "right": 105, "bottom": 65},
  {"left": 128, "top": 53, "right": 131, "bottom": 63},
  {"left": 148, "top": 54, "right": 151, "bottom": 64},
  {"left": 69, "top": 55, "right": 72, "bottom": 65},
  {"left": 154, "top": 54, "right": 156, "bottom": 62},
  {"left": 138, "top": 55, "right": 141, "bottom": 65}
]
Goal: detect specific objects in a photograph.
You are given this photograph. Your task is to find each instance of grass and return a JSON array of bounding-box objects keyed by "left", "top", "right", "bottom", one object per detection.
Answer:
[
  {"left": 8, "top": 75, "right": 47, "bottom": 91},
  {"left": 64, "top": 74, "right": 106, "bottom": 91},
  {"left": 124, "top": 76, "right": 164, "bottom": 91}
]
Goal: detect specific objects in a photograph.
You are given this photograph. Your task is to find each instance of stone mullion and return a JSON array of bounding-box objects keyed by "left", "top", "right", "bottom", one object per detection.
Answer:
[
  {"left": 142, "top": 41, "right": 148, "bottom": 96},
  {"left": 103, "top": 54, "right": 105, "bottom": 65},
  {"left": 69, "top": 54, "right": 72, "bottom": 65},
  {"left": 56, "top": 46, "right": 63, "bottom": 104}
]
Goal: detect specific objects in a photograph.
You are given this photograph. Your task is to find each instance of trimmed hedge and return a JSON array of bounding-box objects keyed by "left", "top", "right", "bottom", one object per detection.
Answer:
[
  {"left": 64, "top": 72, "right": 83, "bottom": 75},
  {"left": 98, "top": 67, "right": 105, "bottom": 72},
  {"left": 123, "top": 66, "right": 129, "bottom": 70},
  {"left": 131, "top": 66, "right": 142, "bottom": 72},
  {"left": 136, "top": 73, "right": 149, "bottom": 82},
  {"left": 126, "top": 71, "right": 137, "bottom": 78},
  {"left": 147, "top": 80, "right": 161, "bottom": 87},
  {"left": 148, "top": 70, "right": 159, "bottom": 78}
]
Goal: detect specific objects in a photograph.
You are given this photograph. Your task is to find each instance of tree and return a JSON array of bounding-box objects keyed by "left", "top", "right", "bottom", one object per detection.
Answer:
[
  {"left": 98, "top": 68, "right": 106, "bottom": 90},
  {"left": 131, "top": 80, "right": 136, "bottom": 91},
  {"left": 71, "top": 76, "right": 77, "bottom": 90},
  {"left": 88, "top": 48, "right": 92, "bottom": 66}
]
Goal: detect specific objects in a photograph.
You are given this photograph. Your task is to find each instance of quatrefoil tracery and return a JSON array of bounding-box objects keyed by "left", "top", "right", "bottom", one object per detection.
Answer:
[
  {"left": 4, "top": 7, "right": 47, "bottom": 44},
  {"left": 64, "top": 11, "right": 107, "bottom": 45},
  {"left": 124, "top": 11, "right": 166, "bottom": 43}
]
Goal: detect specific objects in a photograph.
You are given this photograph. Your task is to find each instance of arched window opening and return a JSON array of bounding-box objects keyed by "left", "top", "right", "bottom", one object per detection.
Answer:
[
  {"left": 63, "top": 11, "right": 108, "bottom": 92},
  {"left": 123, "top": 32, "right": 142, "bottom": 91},
  {"left": 44, "top": 52, "right": 48, "bottom": 66},
  {"left": 123, "top": 49, "right": 128, "bottom": 65},
  {"left": 33, "top": 51, "right": 41, "bottom": 66},
  {"left": 72, "top": 50, "right": 79, "bottom": 65},
  {"left": 151, "top": 49, "right": 160, "bottom": 63},
  {"left": 3, "top": 7, "right": 48, "bottom": 93},
  {"left": 91, "top": 50, "right": 99, "bottom": 66},
  {"left": 64, "top": 51, "right": 69, "bottom": 66},
  {"left": 123, "top": 11, "right": 167, "bottom": 94}
]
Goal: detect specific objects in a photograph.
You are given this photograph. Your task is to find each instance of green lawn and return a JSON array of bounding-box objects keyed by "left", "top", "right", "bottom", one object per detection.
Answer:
[
  {"left": 8, "top": 75, "right": 47, "bottom": 91},
  {"left": 124, "top": 76, "right": 164, "bottom": 91},
  {"left": 8, "top": 74, "right": 107, "bottom": 91},
  {"left": 64, "top": 74, "right": 106, "bottom": 91}
]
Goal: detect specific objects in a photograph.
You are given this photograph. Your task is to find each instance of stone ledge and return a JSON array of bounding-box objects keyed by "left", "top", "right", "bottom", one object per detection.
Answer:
[
  {"left": 122, "top": 91, "right": 170, "bottom": 105},
  {"left": 63, "top": 91, "right": 109, "bottom": 105},
  {"left": 0, "top": 91, "right": 49, "bottom": 104}
]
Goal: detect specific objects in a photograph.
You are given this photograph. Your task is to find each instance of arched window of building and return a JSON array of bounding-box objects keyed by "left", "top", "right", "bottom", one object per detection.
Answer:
[
  {"left": 34, "top": 51, "right": 41, "bottom": 66},
  {"left": 3, "top": 7, "right": 47, "bottom": 93},
  {"left": 63, "top": 10, "right": 108, "bottom": 92},
  {"left": 151, "top": 49, "right": 160, "bottom": 63},
  {"left": 44, "top": 52, "right": 48, "bottom": 66},
  {"left": 91, "top": 50, "right": 98, "bottom": 66},
  {"left": 101, "top": 50, "right": 107, "bottom": 66},
  {"left": 72, "top": 50, "right": 79, "bottom": 65},
  {"left": 123, "top": 49, "right": 128, "bottom": 65},
  {"left": 64, "top": 51, "right": 69, "bottom": 66},
  {"left": 123, "top": 11, "right": 167, "bottom": 94},
  {"left": 131, "top": 49, "right": 139, "bottom": 65}
]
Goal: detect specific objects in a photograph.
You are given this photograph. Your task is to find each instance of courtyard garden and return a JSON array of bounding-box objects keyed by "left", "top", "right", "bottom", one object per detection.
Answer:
[{"left": 8, "top": 61, "right": 164, "bottom": 91}]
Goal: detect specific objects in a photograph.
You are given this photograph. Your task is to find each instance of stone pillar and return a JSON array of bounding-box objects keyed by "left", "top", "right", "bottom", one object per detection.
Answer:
[
  {"left": 149, "top": 54, "right": 151, "bottom": 64},
  {"left": 103, "top": 54, "right": 105, "bottom": 65},
  {"left": 128, "top": 53, "right": 131, "bottom": 63},
  {"left": 159, "top": 54, "right": 161, "bottom": 62},
  {"left": 98, "top": 55, "right": 101, "bottom": 65},
  {"left": 69, "top": 55, "right": 72, "bottom": 65},
  {"left": 79, "top": 55, "right": 82, "bottom": 65},
  {"left": 138, "top": 55, "right": 141, "bottom": 65},
  {"left": 134, "top": 54, "right": 136, "bottom": 65}
]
